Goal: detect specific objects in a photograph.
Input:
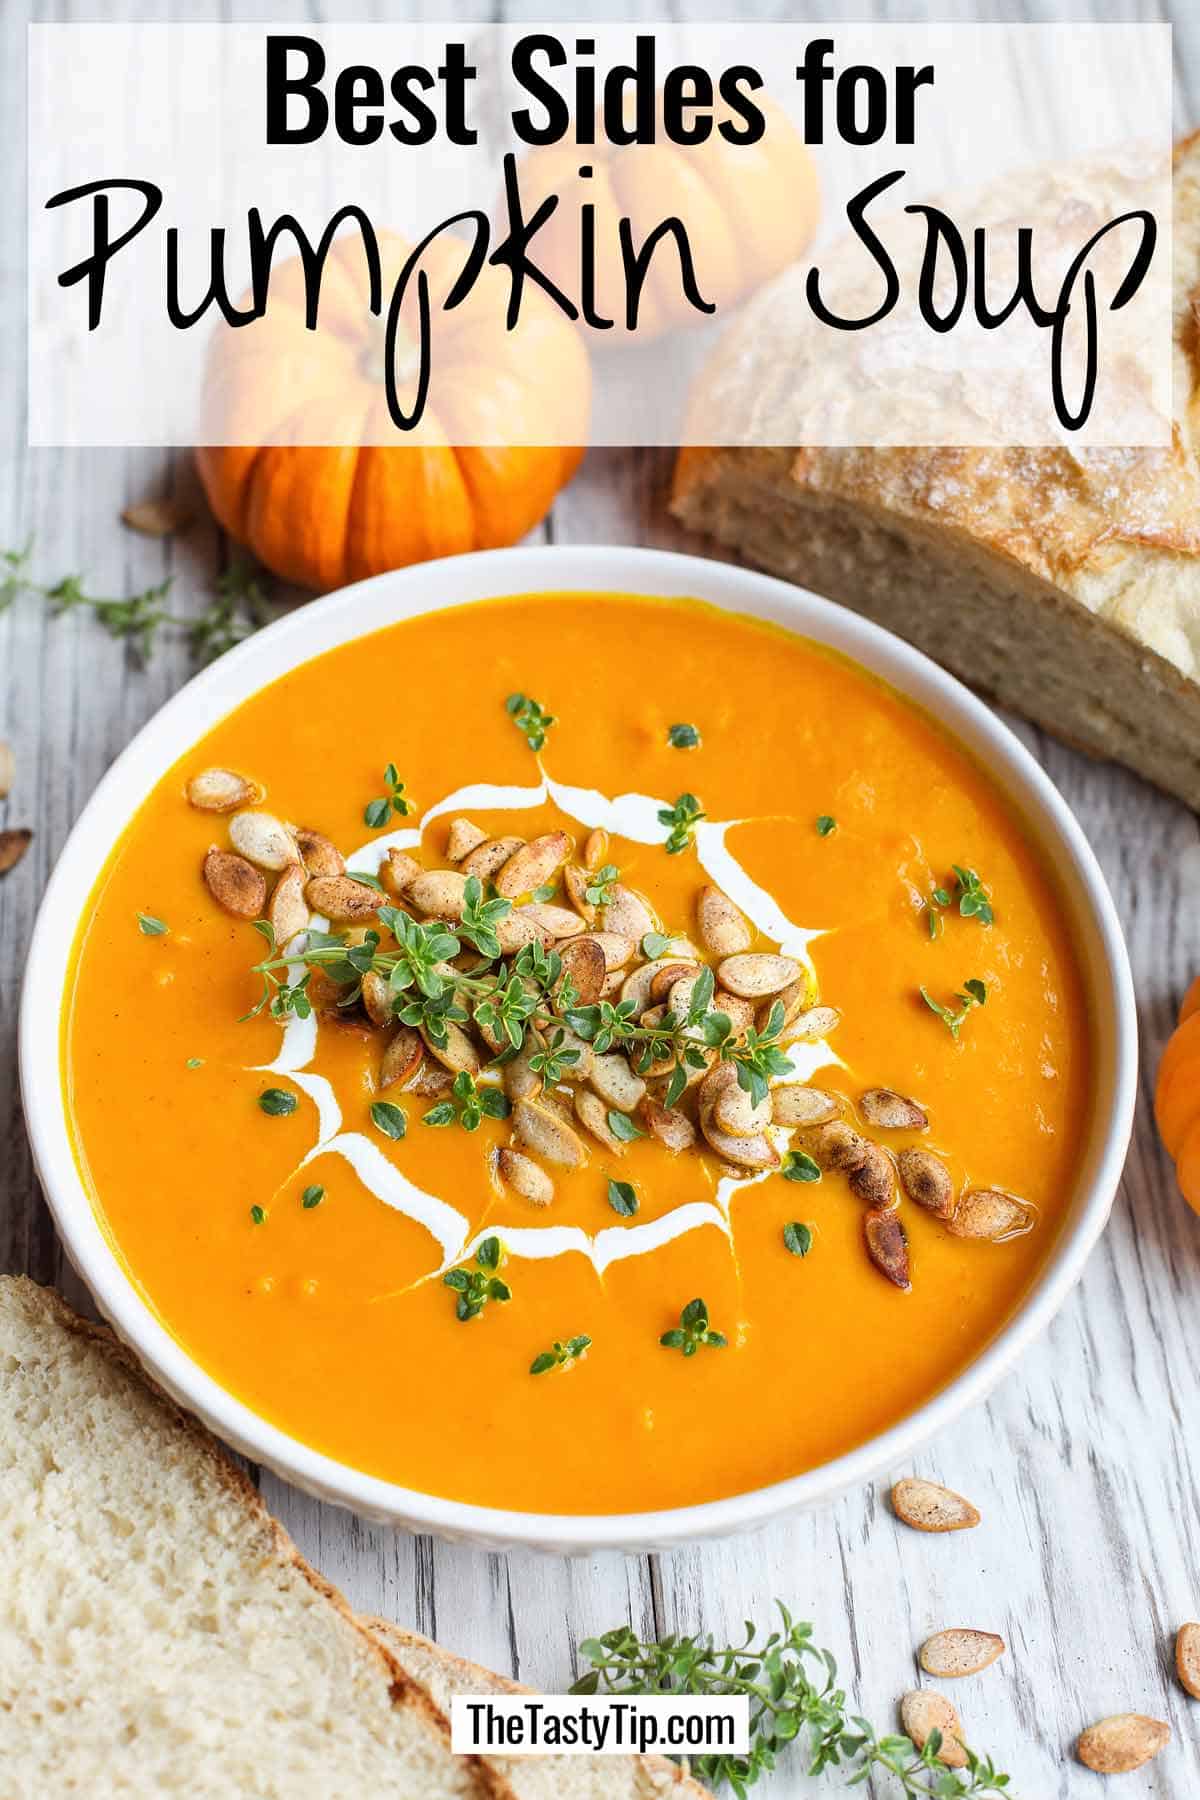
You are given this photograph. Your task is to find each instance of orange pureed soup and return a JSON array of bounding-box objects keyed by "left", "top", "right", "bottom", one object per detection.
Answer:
[{"left": 63, "top": 593, "right": 1091, "bottom": 1514}]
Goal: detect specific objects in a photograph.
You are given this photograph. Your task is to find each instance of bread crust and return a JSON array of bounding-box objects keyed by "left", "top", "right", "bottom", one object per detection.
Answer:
[
  {"left": 672, "top": 140, "right": 1200, "bottom": 808},
  {"left": 0, "top": 1275, "right": 504, "bottom": 1799}
]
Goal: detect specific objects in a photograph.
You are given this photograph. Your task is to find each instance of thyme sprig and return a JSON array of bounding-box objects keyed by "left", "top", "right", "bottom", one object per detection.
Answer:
[
  {"left": 530, "top": 1334, "right": 591, "bottom": 1374},
  {"left": 660, "top": 1297, "right": 726, "bottom": 1356},
  {"left": 506, "top": 692, "right": 556, "bottom": 752},
  {"left": 927, "top": 866, "right": 994, "bottom": 939},
  {"left": 0, "top": 539, "right": 280, "bottom": 665},
  {"left": 364, "top": 762, "right": 415, "bottom": 828},
  {"left": 572, "top": 1604, "right": 1012, "bottom": 1797},
  {"left": 659, "top": 792, "right": 706, "bottom": 855},
  {"left": 244, "top": 900, "right": 794, "bottom": 1108},
  {"left": 920, "top": 979, "right": 987, "bottom": 1040},
  {"left": 444, "top": 1235, "right": 510, "bottom": 1321}
]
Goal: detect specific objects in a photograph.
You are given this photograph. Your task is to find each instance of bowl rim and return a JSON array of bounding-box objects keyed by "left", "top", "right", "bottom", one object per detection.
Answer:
[{"left": 19, "top": 543, "right": 1138, "bottom": 1553}]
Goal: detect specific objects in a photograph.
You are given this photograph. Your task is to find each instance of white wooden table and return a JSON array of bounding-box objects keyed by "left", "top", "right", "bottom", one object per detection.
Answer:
[{"left": 4, "top": 3, "right": 1200, "bottom": 1794}]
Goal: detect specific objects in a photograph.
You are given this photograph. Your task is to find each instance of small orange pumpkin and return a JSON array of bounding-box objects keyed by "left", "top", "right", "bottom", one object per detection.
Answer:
[
  {"left": 509, "top": 94, "right": 818, "bottom": 342},
  {"left": 1155, "top": 979, "right": 1200, "bottom": 1212},
  {"left": 196, "top": 232, "right": 590, "bottom": 592}
]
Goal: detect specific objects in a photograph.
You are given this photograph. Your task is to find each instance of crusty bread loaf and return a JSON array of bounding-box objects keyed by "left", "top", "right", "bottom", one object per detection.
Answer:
[
  {"left": 671, "top": 135, "right": 1200, "bottom": 811},
  {"left": 0, "top": 1277, "right": 497, "bottom": 1799},
  {"left": 368, "top": 1620, "right": 711, "bottom": 1800}
]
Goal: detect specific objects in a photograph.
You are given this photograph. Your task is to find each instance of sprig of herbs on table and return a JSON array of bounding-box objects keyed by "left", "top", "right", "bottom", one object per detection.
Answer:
[
  {"left": 243, "top": 883, "right": 796, "bottom": 1106},
  {"left": 572, "top": 1604, "right": 1011, "bottom": 1798},
  {"left": 0, "top": 538, "right": 280, "bottom": 665}
]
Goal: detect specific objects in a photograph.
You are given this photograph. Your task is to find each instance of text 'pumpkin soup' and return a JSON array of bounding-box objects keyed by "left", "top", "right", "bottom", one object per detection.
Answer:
[{"left": 63, "top": 594, "right": 1091, "bottom": 1514}]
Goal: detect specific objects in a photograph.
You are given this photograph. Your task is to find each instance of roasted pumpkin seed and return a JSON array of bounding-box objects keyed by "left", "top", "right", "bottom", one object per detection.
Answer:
[
  {"left": 899, "top": 1692, "right": 967, "bottom": 1768},
  {"left": 445, "top": 817, "right": 487, "bottom": 863},
  {"left": 203, "top": 846, "right": 266, "bottom": 919},
  {"left": 697, "top": 885, "right": 753, "bottom": 956},
  {"left": 496, "top": 1147, "right": 554, "bottom": 1206},
  {"left": 305, "top": 874, "right": 382, "bottom": 923},
  {"left": 919, "top": 1630, "right": 1005, "bottom": 1679},
  {"left": 495, "top": 831, "right": 571, "bottom": 898},
  {"left": 891, "top": 1478, "right": 981, "bottom": 1534},
  {"left": 860, "top": 1087, "right": 929, "bottom": 1131},
  {"left": 267, "top": 864, "right": 309, "bottom": 945},
  {"left": 229, "top": 810, "right": 299, "bottom": 871},
  {"left": 186, "top": 767, "right": 256, "bottom": 813},
  {"left": 864, "top": 1209, "right": 910, "bottom": 1289}
]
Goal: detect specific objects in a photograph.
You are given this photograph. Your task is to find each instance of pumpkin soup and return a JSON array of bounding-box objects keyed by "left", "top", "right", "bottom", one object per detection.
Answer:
[{"left": 62, "top": 593, "right": 1091, "bottom": 1514}]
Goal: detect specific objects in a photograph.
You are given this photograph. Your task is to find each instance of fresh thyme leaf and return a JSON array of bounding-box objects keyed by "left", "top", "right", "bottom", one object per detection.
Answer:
[
  {"left": 258, "top": 1088, "right": 297, "bottom": 1117},
  {"left": 365, "top": 763, "right": 415, "bottom": 827},
  {"left": 607, "top": 1110, "right": 644, "bottom": 1144},
  {"left": 532, "top": 882, "right": 558, "bottom": 903},
  {"left": 137, "top": 912, "right": 169, "bottom": 937},
  {"left": 185, "top": 1057, "right": 204, "bottom": 1070},
  {"left": 47, "top": 573, "right": 176, "bottom": 661},
  {"left": 530, "top": 1333, "right": 591, "bottom": 1374},
  {"left": 661, "top": 1297, "right": 726, "bottom": 1357},
  {"left": 607, "top": 1178, "right": 639, "bottom": 1217},
  {"left": 782, "top": 1152, "right": 821, "bottom": 1185},
  {"left": 249, "top": 1205, "right": 266, "bottom": 1225},
  {"left": 190, "top": 559, "right": 278, "bottom": 664},
  {"left": 585, "top": 863, "right": 621, "bottom": 906},
  {"left": 370, "top": 1099, "right": 407, "bottom": 1140},
  {"left": 0, "top": 539, "right": 36, "bottom": 613},
  {"left": 952, "top": 865, "right": 994, "bottom": 926},
  {"left": 445, "top": 1237, "right": 512, "bottom": 1321},
  {"left": 816, "top": 815, "right": 837, "bottom": 837},
  {"left": 657, "top": 792, "right": 705, "bottom": 856},
  {"left": 572, "top": 1601, "right": 1013, "bottom": 1795},
  {"left": 506, "top": 692, "right": 556, "bottom": 753},
  {"left": 783, "top": 1221, "right": 814, "bottom": 1256},
  {"left": 667, "top": 723, "right": 701, "bottom": 749},
  {"left": 529, "top": 1027, "right": 581, "bottom": 1085},
  {"left": 301, "top": 1184, "right": 324, "bottom": 1209},
  {"left": 641, "top": 931, "right": 671, "bottom": 961},
  {"left": 920, "top": 979, "right": 987, "bottom": 1040}
]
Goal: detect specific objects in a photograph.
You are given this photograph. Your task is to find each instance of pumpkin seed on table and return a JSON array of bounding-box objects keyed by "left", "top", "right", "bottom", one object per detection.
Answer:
[
  {"left": 1076, "top": 1715, "right": 1170, "bottom": 1774},
  {"left": 513, "top": 1097, "right": 588, "bottom": 1168},
  {"left": 716, "top": 952, "right": 802, "bottom": 999},
  {"left": 899, "top": 1691, "right": 968, "bottom": 1769},
  {"left": 864, "top": 1209, "right": 911, "bottom": 1289},
  {"left": 203, "top": 846, "right": 266, "bottom": 919},
  {"left": 460, "top": 834, "right": 525, "bottom": 880},
  {"left": 379, "top": 1026, "right": 423, "bottom": 1092},
  {"left": 919, "top": 1629, "right": 1005, "bottom": 1678},
  {"left": 601, "top": 883, "right": 656, "bottom": 942},
  {"left": 267, "top": 863, "right": 309, "bottom": 945},
  {"left": 186, "top": 767, "right": 256, "bottom": 814},
  {"left": 496, "top": 1147, "right": 554, "bottom": 1207},
  {"left": 0, "top": 740, "right": 13, "bottom": 799},
  {"left": 897, "top": 1148, "right": 955, "bottom": 1219},
  {"left": 0, "top": 828, "right": 32, "bottom": 877},
  {"left": 121, "top": 496, "right": 192, "bottom": 536},
  {"left": 697, "top": 884, "right": 753, "bottom": 956},
  {"left": 771, "top": 1086, "right": 839, "bottom": 1128},
  {"left": 891, "top": 1477, "right": 981, "bottom": 1533},
  {"left": 860, "top": 1087, "right": 929, "bottom": 1131},
  {"left": 494, "top": 831, "right": 571, "bottom": 899},
  {"left": 445, "top": 817, "right": 487, "bottom": 863},
  {"left": 228, "top": 810, "right": 299, "bottom": 872},
  {"left": 947, "top": 1188, "right": 1036, "bottom": 1242},
  {"left": 305, "top": 874, "right": 382, "bottom": 922},
  {"left": 1177, "top": 1622, "right": 1200, "bottom": 1698},
  {"left": 293, "top": 826, "right": 345, "bottom": 879}
]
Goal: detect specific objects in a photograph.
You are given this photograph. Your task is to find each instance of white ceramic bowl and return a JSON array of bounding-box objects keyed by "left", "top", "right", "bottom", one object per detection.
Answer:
[{"left": 20, "top": 545, "right": 1137, "bottom": 1554}]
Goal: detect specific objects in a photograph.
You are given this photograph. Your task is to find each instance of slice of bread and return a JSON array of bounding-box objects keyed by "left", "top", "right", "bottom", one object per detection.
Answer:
[
  {"left": 368, "top": 1620, "right": 712, "bottom": 1800},
  {"left": 671, "top": 135, "right": 1200, "bottom": 811},
  {"left": 0, "top": 1276, "right": 499, "bottom": 1799}
]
